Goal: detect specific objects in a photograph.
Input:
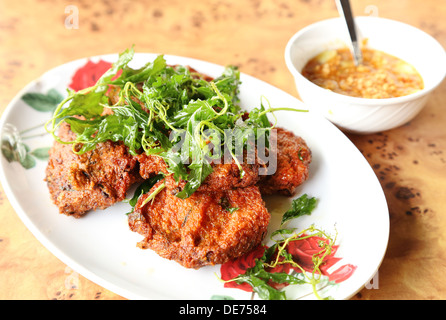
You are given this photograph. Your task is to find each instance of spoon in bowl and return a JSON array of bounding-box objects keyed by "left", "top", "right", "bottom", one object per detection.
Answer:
[{"left": 336, "top": 0, "right": 363, "bottom": 65}]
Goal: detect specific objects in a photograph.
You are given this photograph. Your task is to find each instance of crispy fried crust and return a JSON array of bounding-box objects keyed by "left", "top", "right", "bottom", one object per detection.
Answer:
[
  {"left": 128, "top": 182, "right": 270, "bottom": 268},
  {"left": 258, "top": 127, "right": 312, "bottom": 196},
  {"left": 45, "top": 122, "right": 140, "bottom": 218},
  {"left": 197, "top": 160, "right": 260, "bottom": 191},
  {"left": 136, "top": 153, "right": 169, "bottom": 177}
]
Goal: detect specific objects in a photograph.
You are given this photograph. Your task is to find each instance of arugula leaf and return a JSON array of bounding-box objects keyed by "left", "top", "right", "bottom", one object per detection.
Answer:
[
  {"left": 222, "top": 196, "right": 326, "bottom": 300},
  {"left": 213, "top": 65, "right": 241, "bottom": 105},
  {"left": 111, "top": 54, "right": 167, "bottom": 85},
  {"left": 217, "top": 196, "right": 239, "bottom": 213},
  {"left": 126, "top": 174, "right": 164, "bottom": 214},
  {"left": 175, "top": 159, "right": 213, "bottom": 199},
  {"left": 236, "top": 274, "right": 287, "bottom": 300},
  {"left": 231, "top": 253, "right": 306, "bottom": 300},
  {"left": 96, "top": 46, "right": 135, "bottom": 89},
  {"left": 270, "top": 228, "right": 296, "bottom": 239},
  {"left": 66, "top": 114, "right": 140, "bottom": 154},
  {"left": 57, "top": 90, "right": 107, "bottom": 120},
  {"left": 47, "top": 48, "right": 306, "bottom": 199},
  {"left": 280, "top": 194, "right": 317, "bottom": 226},
  {"left": 227, "top": 207, "right": 239, "bottom": 214},
  {"left": 226, "top": 225, "right": 335, "bottom": 300},
  {"left": 161, "top": 148, "right": 189, "bottom": 181},
  {"left": 247, "top": 104, "right": 271, "bottom": 130},
  {"left": 232, "top": 258, "right": 286, "bottom": 300}
]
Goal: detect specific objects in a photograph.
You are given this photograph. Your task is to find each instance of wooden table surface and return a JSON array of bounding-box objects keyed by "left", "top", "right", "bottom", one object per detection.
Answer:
[{"left": 0, "top": 0, "right": 445, "bottom": 300}]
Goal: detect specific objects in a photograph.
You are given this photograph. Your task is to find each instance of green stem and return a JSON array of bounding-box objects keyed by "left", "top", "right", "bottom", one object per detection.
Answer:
[
  {"left": 141, "top": 182, "right": 166, "bottom": 207},
  {"left": 257, "top": 107, "right": 308, "bottom": 118}
]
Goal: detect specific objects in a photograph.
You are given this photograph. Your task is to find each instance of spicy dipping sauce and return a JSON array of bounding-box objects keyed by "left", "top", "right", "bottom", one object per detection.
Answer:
[{"left": 301, "top": 47, "right": 424, "bottom": 99}]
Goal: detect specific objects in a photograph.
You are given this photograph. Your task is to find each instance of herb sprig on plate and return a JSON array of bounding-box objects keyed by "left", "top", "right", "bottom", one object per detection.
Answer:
[{"left": 222, "top": 194, "right": 337, "bottom": 300}]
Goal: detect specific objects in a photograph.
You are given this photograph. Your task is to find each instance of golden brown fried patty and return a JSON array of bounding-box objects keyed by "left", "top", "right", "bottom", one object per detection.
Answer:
[
  {"left": 128, "top": 181, "right": 270, "bottom": 268},
  {"left": 45, "top": 122, "right": 140, "bottom": 218},
  {"left": 258, "top": 127, "right": 312, "bottom": 196}
]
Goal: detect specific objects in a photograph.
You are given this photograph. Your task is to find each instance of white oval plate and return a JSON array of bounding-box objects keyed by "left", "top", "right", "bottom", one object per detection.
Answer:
[{"left": 0, "top": 53, "right": 389, "bottom": 300}]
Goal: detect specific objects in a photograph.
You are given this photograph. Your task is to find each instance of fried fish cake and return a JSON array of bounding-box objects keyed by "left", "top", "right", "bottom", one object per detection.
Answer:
[
  {"left": 258, "top": 127, "right": 312, "bottom": 196},
  {"left": 128, "top": 181, "right": 270, "bottom": 268},
  {"left": 45, "top": 122, "right": 140, "bottom": 218}
]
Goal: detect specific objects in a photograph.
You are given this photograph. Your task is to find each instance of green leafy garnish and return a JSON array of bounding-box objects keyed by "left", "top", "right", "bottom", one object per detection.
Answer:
[
  {"left": 218, "top": 196, "right": 239, "bottom": 213},
  {"left": 220, "top": 194, "right": 330, "bottom": 300},
  {"left": 280, "top": 194, "right": 317, "bottom": 226},
  {"left": 225, "top": 225, "right": 336, "bottom": 300},
  {"left": 226, "top": 207, "right": 240, "bottom": 214},
  {"left": 45, "top": 48, "right": 307, "bottom": 198},
  {"left": 126, "top": 174, "right": 164, "bottom": 214},
  {"left": 140, "top": 180, "right": 166, "bottom": 207}
]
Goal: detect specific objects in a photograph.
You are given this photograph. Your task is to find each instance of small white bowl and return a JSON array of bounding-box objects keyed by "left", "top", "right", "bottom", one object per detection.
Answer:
[{"left": 285, "top": 16, "right": 446, "bottom": 134}]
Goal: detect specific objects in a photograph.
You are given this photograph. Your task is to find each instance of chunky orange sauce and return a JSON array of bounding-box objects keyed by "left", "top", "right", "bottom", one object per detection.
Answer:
[{"left": 302, "top": 47, "right": 424, "bottom": 99}]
